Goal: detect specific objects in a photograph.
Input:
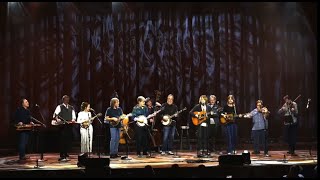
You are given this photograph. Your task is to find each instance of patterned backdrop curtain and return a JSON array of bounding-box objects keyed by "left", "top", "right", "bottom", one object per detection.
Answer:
[{"left": 0, "top": 2, "right": 317, "bottom": 147}]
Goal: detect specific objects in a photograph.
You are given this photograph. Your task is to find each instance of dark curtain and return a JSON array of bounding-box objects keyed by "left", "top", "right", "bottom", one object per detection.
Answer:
[{"left": 0, "top": 2, "right": 317, "bottom": 148}]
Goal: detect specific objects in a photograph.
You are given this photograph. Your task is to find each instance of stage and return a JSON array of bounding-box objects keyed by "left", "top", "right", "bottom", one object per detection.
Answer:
[{"left": 0, "top": 150, "right": 317, "bottom": 178}]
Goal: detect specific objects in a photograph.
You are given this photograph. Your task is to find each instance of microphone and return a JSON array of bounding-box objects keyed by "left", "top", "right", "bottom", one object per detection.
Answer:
[
  {"left": 35, "top": 104, "right": 39, "bottom": 107},
  {"left": 90, "top": 108, "right": 95, "bottom": 112},
  {"left": 217, "top": 101, "right": 219, "bottom": 104}
]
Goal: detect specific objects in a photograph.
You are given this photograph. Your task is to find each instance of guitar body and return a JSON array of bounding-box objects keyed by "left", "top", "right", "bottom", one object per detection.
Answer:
[
  {"left": 135, "top": 110, "right": 161, "bottom": 127},
  {"left": 220, "top": 113, "right": 240, "bottom": 125},
  {"left": 51, "top": 120, "right": 75, "bottom": 126},
  {"left": 192, "top": 111, "right": 207, "bottom": 126},
  {"left": 136, "top": 115, "right": 148, "bottom": 127},
  {"left": 81, "top": 121, "right": 90, "bottom": 129},
  {"left": 16, "top": 124, "right": 42, "bottom": 131},
  {"left": 161, "top": 115, "right": 172, "bottom": 126},
  {"left": 109, "top": 113, "right": 131, "bottom": 127},
  {"left": 80, "top": 113, "right": 103, "bottom": 129},
  {"left": 161, "top": 107, "right": 187, "bottom": 126}
]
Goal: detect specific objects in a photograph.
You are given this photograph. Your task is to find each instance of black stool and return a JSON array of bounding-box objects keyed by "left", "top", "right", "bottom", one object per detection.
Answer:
[{"left": 180, "top": 125, "right": 191, "bottom": 150}]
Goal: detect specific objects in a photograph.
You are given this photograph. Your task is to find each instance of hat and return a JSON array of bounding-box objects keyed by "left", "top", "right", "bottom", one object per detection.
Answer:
[
  {"left": 145, "top": 97, "right": 152, "bottom": 103},
  {"left": 137, "top": 96, "right": 146, "bottom": 102}
]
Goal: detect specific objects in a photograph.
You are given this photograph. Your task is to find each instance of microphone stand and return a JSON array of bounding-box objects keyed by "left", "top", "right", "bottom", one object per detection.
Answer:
[
  {"left": 173, "top": 123, "right": 180, "bottom": 158},
  {"left": 91, "top": 110, "right": 102, "bottom": 158},
  {"left": 30, "top": 116, "right": 47, "bottom": 164},
  {"left": 121, "top": 129, "right": 132, "bottom": 160}
]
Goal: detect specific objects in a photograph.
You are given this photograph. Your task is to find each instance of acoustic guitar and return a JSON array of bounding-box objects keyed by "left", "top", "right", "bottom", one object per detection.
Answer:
[{"left": 220, "top": 113, "right": 243, "bottom": 125}]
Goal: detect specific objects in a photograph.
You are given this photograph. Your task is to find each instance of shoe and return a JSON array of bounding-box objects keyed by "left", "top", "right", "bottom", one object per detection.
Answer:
[
  {"left": 137, "top": 155, "right": 143, "bottom": 158},
  {"left": 233, "top": 151, "right": 237, "bottom": 154},
  {"left": 161, "top": 152, "right": 166, "bottom": 155},
  {"left": 290, "top": 153, "right": 298, "bottom": 156},
  {"left": 168, "top": 151, "right": 174, "bottom": 155},
  {"left": 110, "top": 154, "right": 117, "bottom": 159},
  {"left": 58, "top": 158, "right": 68, "bottom": 162},
  {"left": 227, "top": 153, "right": 231, "bottom": 155},
  {"left": 197, "top": 154, "right": 204, "bottom": 158},
  {"left": 116, "top": 154, "right": 121, "bottom": 158},
  {"left": 143, "top": 152, "right": 149, "bottom": 156},
  {"left": 19, "top": 157, "right": 27, "bottom": 161},
  {"left": 65, "top": 154, "right": 70, "bottom": 158},
  {"left": 264, "top": 154, "right": 271, "bottom": 157}
]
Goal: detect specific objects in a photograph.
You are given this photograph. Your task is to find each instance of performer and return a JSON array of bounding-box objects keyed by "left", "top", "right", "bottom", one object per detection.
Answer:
[
  {"left": 243, "top": 100, "right": 270, "bottom": 157},
  {"left": 53, "top": 95, "right": 76, "bottom": 161},
  {"left": 278, "top": 95, "right": 299, "bottom": 156},
  {"left": 14, "top": 98, "right": 33, "bottom": 161},
  {"left": 221, "top": 95, "right": 240, "bottom": 154},
  {"left": 207, "top": 95, "right": 222, "bottom": 153},
  {"left": 105, "top": 98, "right": 123, "bottom": 158},
  {"left": 77, "top": 102, "right": 93, "bottom": 154},
  {"left": 189, "top": 95, "right": 210, "bottom": 157},
  {"left": 131, "top": 96, "right": 153, "bottom": 157},
  {"left": 159, "top": 94, "right": 178, "bottom": 155}
]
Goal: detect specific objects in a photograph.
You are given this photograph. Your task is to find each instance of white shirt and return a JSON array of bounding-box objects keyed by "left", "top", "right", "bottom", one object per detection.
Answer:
[
  {"left": 201, "top": 104, "right": 207, "bottom": 127},
  {"left": 53, "top": 103, "right": 76, "bottom": 120},
  {"left": 77, "top": 111, "right": 92, "bottom": 124}
]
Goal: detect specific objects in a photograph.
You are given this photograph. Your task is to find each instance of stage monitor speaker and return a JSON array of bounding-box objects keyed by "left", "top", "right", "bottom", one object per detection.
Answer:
[
  {"left": 218, "top": 155, "right": 244, "bottom": 166},
  {"left": 77, "top": 153, "right": 110, "bottom": 168}
]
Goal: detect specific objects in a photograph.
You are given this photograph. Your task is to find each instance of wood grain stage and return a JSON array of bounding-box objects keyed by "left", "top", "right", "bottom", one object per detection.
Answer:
[{"left": 0, "top": 150, "right": 317, "bottom": 178}]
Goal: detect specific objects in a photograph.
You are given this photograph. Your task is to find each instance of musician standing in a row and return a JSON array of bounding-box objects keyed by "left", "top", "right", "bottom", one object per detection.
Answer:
[
  {"left": 207, "top": 95, "right": 222, "bottom": 153},
  {"left": 132, "top": 96, "right": 151, "bottom": 157},
  {"left": 189, "top": 95, "right": 210, "bottom": 157},
  {"left": 278, "top": 95, "right": 298, "bottom": 156},
  {"left": 15, "top": 98, "right": 33, "bottom": 161},
  {"left": 159, "top": 94, "right": 178, "bottom": 155},
  {"left": 221, "top": 95, "right": 239, "bottom": 154},
  {"left": 243, "top": 100, "right": 270, "bottom": 157},
  {"left": 53, "top": 95, "right": 76, "bottom": 161},
  {"left": 105, "top": 98, "right": 123, "bottom": 158},
  {"left": 77, "top": 102, "right": 93, "bottom": 154}
]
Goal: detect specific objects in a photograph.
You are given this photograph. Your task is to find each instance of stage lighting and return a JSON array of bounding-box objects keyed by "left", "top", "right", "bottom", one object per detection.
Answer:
[{"left": 242, "top": 150, "right": 251, "bottom": 164}]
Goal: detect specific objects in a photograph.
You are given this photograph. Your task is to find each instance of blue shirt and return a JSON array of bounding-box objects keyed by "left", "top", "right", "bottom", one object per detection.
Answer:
[
  {"left": 105, "top": 107, "right": 123, "bottom": 128},
  {"left": 131, "top": 105, "right": 149, "bottom": 119},
  {"left": 247, "top": 108, "right": 268, "bottom": 130}
]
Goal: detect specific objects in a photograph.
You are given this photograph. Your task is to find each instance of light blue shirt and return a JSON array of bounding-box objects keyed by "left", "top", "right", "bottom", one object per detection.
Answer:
[{"left": 247, "top": 108, "right": 268, "bottom": 130}]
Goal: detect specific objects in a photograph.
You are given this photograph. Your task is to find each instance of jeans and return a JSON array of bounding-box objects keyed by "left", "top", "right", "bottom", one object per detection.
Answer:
[
  {"left": 162, "top": 126, "right": 176, "bottom": 152},
  {"left": 252, "top": 129, "right": 268, "bottom": 154},
  {"left": 224, "top": 123, "right": 237, "bottom": 153},
  {"left": 18, "top": 131, "right": 30, "bottom": 159},
  {"left": 110, "top": 127, "right": 121, "bottom": 155}
]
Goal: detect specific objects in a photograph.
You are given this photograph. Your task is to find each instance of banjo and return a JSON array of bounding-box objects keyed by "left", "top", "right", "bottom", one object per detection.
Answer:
[
  {"left": 136, "top": 109, "right": 161, "bottom": 127},
  {"left": 161, "top": 107, "right": 187, "bottom": 126}
]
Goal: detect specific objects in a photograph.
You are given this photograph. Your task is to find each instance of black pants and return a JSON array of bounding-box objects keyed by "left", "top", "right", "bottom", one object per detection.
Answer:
[
  {"left": 284, "top": 124, "right": 297, "bottom": 153},
  {"left": 197, "top": 126, "right": 209, "bottom": 151},
  {"left": 18, "top": 131, "right": 30, "bottom": 159},
  {"left": 59, "top": 125, "right": 73, "bottom": 158},
  {"left": 134, "top": 124, "right": 148, "bottom": 155},
  {"left": 208, "top": 123, "right": 219, "bottom": 151},
  {"left": 252, "top": 130, "right": 268, "bottom": 154}
]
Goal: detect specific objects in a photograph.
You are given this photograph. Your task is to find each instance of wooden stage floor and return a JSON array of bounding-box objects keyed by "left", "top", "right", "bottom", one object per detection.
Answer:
[{"left": 0, "top": 150, "right": 317, "bottom": 171}]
